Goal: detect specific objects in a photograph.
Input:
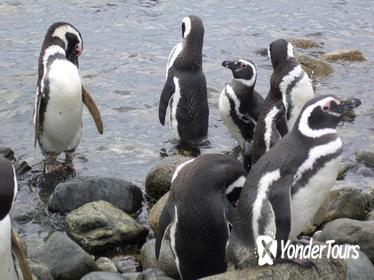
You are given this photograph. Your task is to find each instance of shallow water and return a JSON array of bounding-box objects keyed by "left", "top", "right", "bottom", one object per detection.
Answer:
[{"left": 1, "top": 0, "right": 373, "bottom": 251}]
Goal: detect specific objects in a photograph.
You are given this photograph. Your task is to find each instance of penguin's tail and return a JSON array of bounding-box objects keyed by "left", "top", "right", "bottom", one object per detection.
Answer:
[{"left": 11, "top": 230, "right": 33, "bottom": 280}]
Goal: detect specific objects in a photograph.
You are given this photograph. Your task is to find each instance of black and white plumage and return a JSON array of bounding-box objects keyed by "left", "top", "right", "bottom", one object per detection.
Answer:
[
  {"left": 158, "top": 15, "right": 209, "bottom": 147},
  {"left": 0, "top": 158, "right": 18, "bottom": 279},
  {"left": 219, "top": 59, "right": 264, "bottom": 149},
  {"left": 251, "top": 39, "right": 314, "bottom": 164},
  {"left": 34, "top": 22, "right": 103, "bottom": 174},
  {"left": 226, "top": 95, "right": 361, "bottom": 268},
  {"left": 155, "top": 154, "right": 246, "bottom": 280}
]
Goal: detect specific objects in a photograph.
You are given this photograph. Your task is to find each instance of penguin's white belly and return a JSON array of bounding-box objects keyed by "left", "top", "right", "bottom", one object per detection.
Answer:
[
  {"left": 169, "top": 77, "right": 181, "bottom": 140},
  {"left": 288, "top": 74, "right": 314, "bottom": 130},
  {"left": 218, "top": 89, "right": 244, "bottom": 148},
  {"left": 41, "top": 60, "right": 83, "bottom": 153},
  {"left": 289, "top": 156, "right": 341, "bottom": 240},
  {"left": 0, "top": 216, "right": 17, "bottom": 280}
]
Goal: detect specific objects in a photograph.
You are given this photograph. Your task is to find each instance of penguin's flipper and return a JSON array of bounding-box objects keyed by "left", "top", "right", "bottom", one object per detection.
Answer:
[
  {"left": 276, "top": 103, "right": 288, "bottom": 137},
  {"left": 33, "top": 88, "right": 42, "bottom": 148},
  {"left": 82, "top": 86, "right": 104, "bottom": 134},
  {"left": 155, "top": 199, "right": 175, "bottom": 260},
  {"left": 159, "top": 74, "right": 175, "bottom": 125}
]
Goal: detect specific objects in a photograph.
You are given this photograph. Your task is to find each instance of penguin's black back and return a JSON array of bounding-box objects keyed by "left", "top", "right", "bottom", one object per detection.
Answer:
[{"left": 0, "top": 158, "right": 16, "bottom": 220}]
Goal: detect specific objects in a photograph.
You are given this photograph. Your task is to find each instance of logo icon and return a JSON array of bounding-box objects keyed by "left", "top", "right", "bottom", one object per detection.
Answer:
[{"left": 256, "top": 236, "right": 277, "bottom": 266}]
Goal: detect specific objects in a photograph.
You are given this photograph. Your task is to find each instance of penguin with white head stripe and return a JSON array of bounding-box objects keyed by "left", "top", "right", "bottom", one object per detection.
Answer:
[
  {"left": 155, "top": 154, "right": 246, "bottom": 280},
  {"left": 34, "top": 22, "right": 103, "bottom": 174},
  {"left": 251, "top": 39, "right": 314, "bottom": 164},
  {"left": 159, "top": 15, "right": 209, "bottom": 147},
  {"left": 0, "top": 158, "right": 33, "bottom": 280},
  {"left": 226, "top": 95, "right": 361, "bottom": 268}
]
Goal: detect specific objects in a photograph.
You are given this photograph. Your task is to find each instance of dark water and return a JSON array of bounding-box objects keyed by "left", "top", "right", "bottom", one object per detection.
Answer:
[{"left": 1, "top": 0, "right": 373, "bottom": 252}]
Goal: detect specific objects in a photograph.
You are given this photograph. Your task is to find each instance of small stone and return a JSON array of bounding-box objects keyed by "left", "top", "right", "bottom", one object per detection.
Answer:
[
  {"left": 321, "top": 50, "right": 366, "bottom": 62},
  {"left": 337, "top": 161, "right": 353, "bottom": 180},
  {"left": 290, "top": 38, "right": 321, "bottom": 49},
  {"left": 96, "top": 257, "right": 118, "bottom": 273},
  {"left": 81, "top": 272, "right": 125, "bottom": 280},
  {"left": 149, "top": 192, "right": 169, "bottom": 232},
  {"left": 29, "top": 260, "right": 53, "bottom": 280},
  {"left": 112, "top": 255, "right": 140, "bottom": 273},
  {"left": 0, "top": 147, "right": 14, "bottom": 160},
  {"left": 145, "top": 155, "right": 193, "bottom": 200},
  {"left": 137, "top": 268, "right": 173, "bottom": 280},
  {"left": 356, "top": 150, "right": 374, "bottom": 169},
  {"left": 254, "top": 48, "right": 268, "bottom": 57},
  {"left": 366, "top": 210, "right": 374, "bottom": 221},
  {"left": 65, "top": 201, "right": 148, "bottom": 253},
  {"left": 48, "top": 176, "right": 143, "bottom": 214},
  {"left": 14, "top": 161, "right": 32, "bottom": 176},
  {"left": 122, "top": 272, "right": 140, "bottom": 280},
  {"left": 297, "top": 54, "right": 334, "bottom": 79},
  {"left": 35, "top": 232, "right": 98, "bottom": 280}
]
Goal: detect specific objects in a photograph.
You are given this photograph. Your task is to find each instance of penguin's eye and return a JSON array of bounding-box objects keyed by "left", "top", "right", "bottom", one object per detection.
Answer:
[{"left": 241, "top": 64, "right": 247, "bottom": 68}]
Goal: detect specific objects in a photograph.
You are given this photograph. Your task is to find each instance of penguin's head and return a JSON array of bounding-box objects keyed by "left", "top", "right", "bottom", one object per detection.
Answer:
[
  {"left": 297, "top": 95, "right": 361, "bottom": 138},
  {"left": 224, "top": 175, "right": 246, "bottom": 206},
  {"left": 181, "top": 15, "right": 204, "bottom": 42},
  {"left": 222, "top": 59, "right": 257, "bottom": 87},
  {"left": 268, "top": 39, "right": 294, "bottom": 69},
  {"left": 45, "top": 22, "right": 83, "bottom": 66},
  {"left": 0, "top": 158, "right": 17, "bottom": 221}
]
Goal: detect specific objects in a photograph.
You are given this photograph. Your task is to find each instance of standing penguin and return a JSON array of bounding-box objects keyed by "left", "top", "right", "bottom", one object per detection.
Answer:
[
  {"left": 0, "top": 158, "right": 33, "bottom": 280},
  {"left": 158, "top": 15, "right": 209, "bottom": 147},
  {"left": 226, "top": 95, "right": 361, "bottom": 268},
  {"left": 34, "top": 22, "right": 103, "bottom": 174},
  {"left": 219, "top": 59, "right": 264, "bottom": 149},
  {"left": 251, "top": 39, "right": 314, "bottom": 164},
  {"left": 155, "top": 154, "right": 246, "bottom": 280}
]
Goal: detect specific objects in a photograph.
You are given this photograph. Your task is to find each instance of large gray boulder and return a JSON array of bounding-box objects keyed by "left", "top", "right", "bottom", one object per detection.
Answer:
[
  {"left": 297, "top": 54, "right": 334, "bottom": 79},
  {"left": 81, "top": 272, "right": 124, "bottom": 280},
  {"left": 345, "top": 248, "right": 374, "bottom": 280},
  {"left": 317, "top": 218, "right": 374, "bottom": 263},
  {"left": 48, "top": 176, "right": 142, "bottom": 214},
  {"left": 65, "top": 201, "right": 148, "bottom": 253},
  {"left": 149, "top": 192, "right": 169, "bottom": 232},
  {"left": 36, "top": 232, "right": 98, "bottom": 280},
  {"left": 356, "top": 150, "right": 374, "bottom": 170},
  {"left": 145, "top": 155, "right": 193, "bottom": 200}
]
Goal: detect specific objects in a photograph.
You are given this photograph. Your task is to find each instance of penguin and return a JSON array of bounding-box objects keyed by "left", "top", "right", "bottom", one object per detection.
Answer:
[
  {"left": 155, "top": 154, "right": 247, "bottom": 280},
  {"left": 219, "top": 59, "right": 264, "bottom": 149},
  {"left": 226, "top": 95, "right": 361, "bottom": 268},
  {"left": 34, "top": 22, "right": 103, "bottom": 174},
  {"left": 0, "top": 158, "right": 33, "bottom": 280},
  {"left": 158, "top": 15, "right": 209, "bottom": 147},
  {"left": 251, "top": 39, "right": 314, "bottom": 164}
]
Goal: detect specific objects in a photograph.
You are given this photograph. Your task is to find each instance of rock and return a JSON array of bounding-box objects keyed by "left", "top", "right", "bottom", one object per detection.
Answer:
[
  {"left": 65, "top": 201, "right": 148, "bottom": 253},
  {"left": 337, "top": 162, "right": 353, "bottom": 180},
  {"left": 318, "top": 218, "right": 374, "bottom": 263},
  {"left": 36, "top": 232, "right": 98, "bottom": 280},
  {"left": 290, "top": 38, "right": 321, "bottom": 49},
  {"left": 254, "top": 48, "right": 268, "bottom": 57},
  {"left": 122, "top": 273, "right": 140, "bottom": 280},
  {"left": 149, "top": 192, "right": 169, "bottom": 232},
  {"left": 48, "top": 176, "right": 142, "bottom": 214},
  {"left": 321, "top": 50, "right": 366, "bottom": 62},
  {"left": 367, "top": 210, "right": 374, "bottom": 221},
  {"left": 351, "top": 165, "right": 374, "bottom": 177},
  {"left": 14, "top": 160, "right": 32, "bottom": 176},
  {"left": 0, "top": 147, "right": 14, "bottom": 160},
  {"left": 10, "top": 202, "right": 34, "bottom": 224},
  {"left": 201, "top": 254, "right": 345, "bottom": 279},
  {"left": 145, "top": 155, "right": 193, "bottom": 200},
  {"left": 346, "top": 248, "right": 374, "bottom": 280},
  {"left": 356, "top": 150, "right": 374, "bottom": 170},
  {"left": 136, "top": 268, "right": 173, "bottom": 280},
  {"left": 81, "top": 272, "right": 125, "bottom": 280},
  {"left": 29, "top": 260, "right": 53, "bottom": 280},
  {"left": 96, "top": 257, "right": 118, "bottom": 273},
  {"left": 297, "top": 54, "right": 334, "bottom": 78},
  {"left": 140, "top": 239, "right": 178, "bottom": 279},
  {"left": 112, "top": 255, "right": 140, "bottom": 273}
]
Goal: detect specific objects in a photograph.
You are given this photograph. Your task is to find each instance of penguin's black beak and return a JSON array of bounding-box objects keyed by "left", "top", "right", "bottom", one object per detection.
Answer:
[
  {"left": 332, "top": 98, "right": 362, "bottom": 114},
  {"left": 67, "top": 52, "right": 79, "bottom": 68},
  {"left": 222, "top": 60, "right": 236, "bottom": 70}
]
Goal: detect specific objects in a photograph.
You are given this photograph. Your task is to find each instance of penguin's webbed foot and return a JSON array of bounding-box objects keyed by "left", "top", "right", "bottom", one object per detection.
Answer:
[
  {"left": 44, "top": 161, "right": 64, "bottom": 174},
  {"left": 64, "top": 151, "right": 76, "bottom": 174}
]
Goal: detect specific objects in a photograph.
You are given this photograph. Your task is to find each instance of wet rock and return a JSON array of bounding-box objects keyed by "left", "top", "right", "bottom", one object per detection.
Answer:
[
  {"left": 201, "top": 254, "right": 345, "bottom": 279},
  {"left": 366, "top": 210, "right": 374, "bottom": 221},
  {"left": 10, "top": 202, "right": 34, "bottom": 224},
  {"left": 112, "top": 255, "right": 140, "bottom": 273},
  {"left": 321, "top": 50, "right": 366, "bottom": 62},
  {"left": 140, "top": 239, "right": 178, "bottom": 279},
  {"left": 0, "top": 147, "right": 14, "bottom": 160},
  {"left": 14, "top": 160, "right": 32, "bottom": 176},
  {"left": 122, "top": 273, "right": 140, "bottom": 280},
  {"left": 290, "top": 38, "right": 321, "bottom": 49},
  {"left": 136, "top": 268, "right": 174, "bottom": 280},
  {"left": 351, "top": 165, "right": 374, "bottom": 177},
  {"left": 297, "top": 54, "right": 334, "bottom": 78},
  {"left": 149, "top": 192, "right": 169, "bottom": 232},
  {"left": 36, "top": 232, "right": 98, "bottom": 280},
  {"left": 337, "top": 161, "right": 354, "bottom": 180},
  {"left": 29, "top": 260, "right": 53, "bottom": 280},
  {"left": 81, "top": 272, "right": 125, "bottom": 280},
  {"left": 96, "top": 257, "right": 117, "bottom": 273},
  {"left": 254, "top": 48, "right": 268, "bottom": 57},
  {"left": 48, "top": 176, "right": 142, "bottom": 214},
  {"left": 65, "top": 201, "right": 148, "bottom": 253},
  {"left": 145, "top": 155, "right": 193, "bottom": 200},
  {"left": 346, "top": 248, "right": 374, "bottom": 280},
  {"left": 317, "top": 218, "right": 374, "bottom": 263},
  {"left": 356, "top": 150, "right": 374, "bottom": 170}
]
